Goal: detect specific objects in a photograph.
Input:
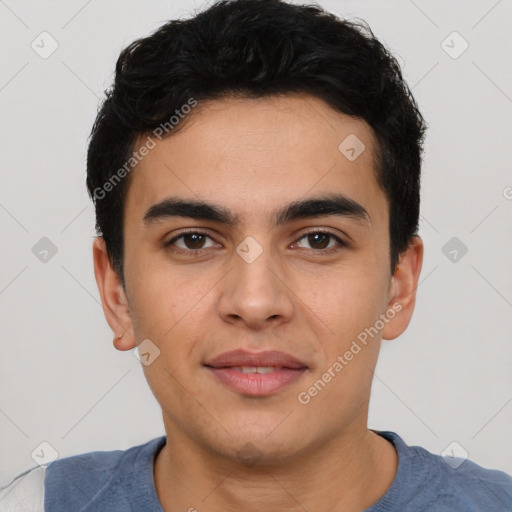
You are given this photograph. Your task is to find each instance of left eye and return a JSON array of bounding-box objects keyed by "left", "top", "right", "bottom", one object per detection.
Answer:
[{"left": 294, "top": 231, "right": 345, "bottom": 251}]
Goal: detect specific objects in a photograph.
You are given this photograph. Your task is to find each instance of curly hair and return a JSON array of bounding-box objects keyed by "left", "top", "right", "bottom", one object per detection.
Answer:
[{"left": 86, "top": 0, "right": 427, "bottom": 289}]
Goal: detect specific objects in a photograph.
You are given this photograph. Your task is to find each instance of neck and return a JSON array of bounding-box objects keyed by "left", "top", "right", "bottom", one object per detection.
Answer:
[{"left": 154, "top": 422, "right": 398, "bottom": 512}]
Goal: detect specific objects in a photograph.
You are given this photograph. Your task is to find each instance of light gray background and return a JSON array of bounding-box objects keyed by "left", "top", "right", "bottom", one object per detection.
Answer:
[{"left": 1, "top": 0, "right": 511, "bottom": 486}]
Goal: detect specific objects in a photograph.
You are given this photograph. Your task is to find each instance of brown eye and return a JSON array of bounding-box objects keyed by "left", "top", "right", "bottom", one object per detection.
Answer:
[
  {"left": 306, "top": 233, "right": 330, "bottom": 249},
  {"left": 180, "top": 233, "right": 207, "bottom": 249},
  {"left": 165, "top": 231, "right": 216, "bottom": 252},
  {"left": 294, "top": 230, "right": 346, "bottom": 252}
]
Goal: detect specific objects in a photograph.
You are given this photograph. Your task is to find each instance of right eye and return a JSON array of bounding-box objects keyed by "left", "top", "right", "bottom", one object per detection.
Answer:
[{"left": 164, "top": 230, "right": 219, "bottom": 255}]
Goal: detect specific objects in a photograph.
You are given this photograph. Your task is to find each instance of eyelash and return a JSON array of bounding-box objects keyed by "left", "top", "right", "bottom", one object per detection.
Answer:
[{"left": 164, "top": 228, "right": 347, "bottom": 257}]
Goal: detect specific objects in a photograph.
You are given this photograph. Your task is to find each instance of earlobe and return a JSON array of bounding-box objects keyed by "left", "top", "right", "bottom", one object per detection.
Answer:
[
  {"left": 92, "top": 237, "right": 136, "bottom": 351},
  {"left": 113, "top": 332, "right": 134, "bottom": 351},
  {"left": 382, "top": 236, "right": 424, "bottom": 341}
]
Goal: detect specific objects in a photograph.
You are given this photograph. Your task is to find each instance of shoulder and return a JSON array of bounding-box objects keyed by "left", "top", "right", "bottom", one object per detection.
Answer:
[
  {"left": 0, "top": 466, "right": 46, "bottom": 512},
  {"left": 1, "top": 437, "right": 166, "bottom": 512},
  {"left": 383, "top": 431, "right": 512, "bottom": 511},
  {"left": 43, "top": 436, "right": 166, "bottom": 511},
  {"left": 430, "top": 456, "right": 512, "bottom": 510}
]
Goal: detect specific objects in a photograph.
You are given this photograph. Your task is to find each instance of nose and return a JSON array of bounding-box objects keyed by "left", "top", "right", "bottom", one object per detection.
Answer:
[{"left": 217, "top": 241, "right": 294, "bottom": 331}]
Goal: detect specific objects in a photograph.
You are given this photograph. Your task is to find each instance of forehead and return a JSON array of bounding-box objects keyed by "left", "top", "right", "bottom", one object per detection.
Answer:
[{"left": 124, "top": 93, "right": 386, "bottom": 229}]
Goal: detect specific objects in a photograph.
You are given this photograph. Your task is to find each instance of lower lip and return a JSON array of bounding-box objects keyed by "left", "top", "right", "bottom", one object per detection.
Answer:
[{"left": 205, "top": 367, "right": 307, "bottom": 396}]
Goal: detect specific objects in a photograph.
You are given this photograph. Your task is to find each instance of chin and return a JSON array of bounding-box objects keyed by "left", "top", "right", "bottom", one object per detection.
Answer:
[{"left": 203, "top": 422, "right": 310, "bottom": 467}]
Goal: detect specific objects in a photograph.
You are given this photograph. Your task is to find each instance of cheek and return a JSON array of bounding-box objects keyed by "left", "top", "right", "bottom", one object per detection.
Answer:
[
  {"left": 127, "top": 260, "right": 202, "bottom": 335},
  {"left": 301, "top": 278, "right": 383, "bottom": 396},
  {"left": 128, "top": 271, "right": 216, "bottom": 381},
  {"left": 300, "top": 266, "right": 385, "bottom": 340}
]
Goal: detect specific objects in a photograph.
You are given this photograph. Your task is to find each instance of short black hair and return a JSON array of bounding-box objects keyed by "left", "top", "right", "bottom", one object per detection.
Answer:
[{"left": 86, "top": 0, "right": 426, "bottom": 289}]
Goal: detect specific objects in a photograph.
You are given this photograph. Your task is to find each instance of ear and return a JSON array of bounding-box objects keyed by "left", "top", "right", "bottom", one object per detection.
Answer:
[
  {"left": 92, "top": 237, "right": 136, "bottom": 351},
  {"left": 382, "top": 235, "right": 424, "bottom": 341}
]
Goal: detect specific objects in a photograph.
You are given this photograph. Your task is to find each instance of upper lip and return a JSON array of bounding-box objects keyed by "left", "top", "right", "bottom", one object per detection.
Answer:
[{"left": 204, "top": 349, "right": 308, "bottom": 369}]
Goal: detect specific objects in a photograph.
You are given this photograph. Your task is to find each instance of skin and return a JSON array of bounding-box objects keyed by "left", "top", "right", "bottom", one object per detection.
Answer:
[{"left": 93, "top": 93, "right": 423, "bottom": 511}]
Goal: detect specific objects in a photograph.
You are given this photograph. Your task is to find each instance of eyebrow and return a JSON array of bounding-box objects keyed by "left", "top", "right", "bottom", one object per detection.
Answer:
[{"left": 142, "top": 193, "right": 371, "bottom": 229}]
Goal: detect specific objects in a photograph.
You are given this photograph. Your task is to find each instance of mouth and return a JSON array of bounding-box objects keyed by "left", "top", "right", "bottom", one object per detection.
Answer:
[
  {"left": 218, "top": 366, "right": 293, "bottom": 374},
  {"left": 203, "top": 349, "right": 309, "bottom": 396}
]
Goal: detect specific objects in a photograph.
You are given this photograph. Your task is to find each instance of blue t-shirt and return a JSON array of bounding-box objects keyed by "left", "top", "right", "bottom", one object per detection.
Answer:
[{"left": 2, "top": 430, "right": 512, "bottom": 511}]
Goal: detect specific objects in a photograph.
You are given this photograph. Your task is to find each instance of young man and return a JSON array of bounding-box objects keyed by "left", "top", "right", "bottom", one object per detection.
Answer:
[{"left": 1, "top": 0, "right": 511, "bottom": 510}]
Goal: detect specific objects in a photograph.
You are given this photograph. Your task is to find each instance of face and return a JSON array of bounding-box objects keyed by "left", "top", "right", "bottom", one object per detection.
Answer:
[{"left": 94, "top": 93, "right": 423, "bottom": 464}]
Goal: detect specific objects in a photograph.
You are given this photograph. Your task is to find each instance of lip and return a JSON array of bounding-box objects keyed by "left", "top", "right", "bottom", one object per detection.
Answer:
[
  {"left": 203, "top": 349, "right": 309, "bottom": 397},
  {"left": 204, "top": 349, "right": 308, "bottom": 369}
]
